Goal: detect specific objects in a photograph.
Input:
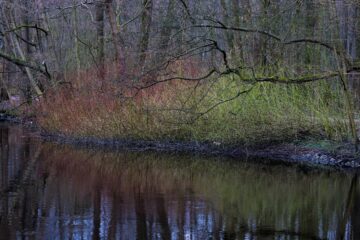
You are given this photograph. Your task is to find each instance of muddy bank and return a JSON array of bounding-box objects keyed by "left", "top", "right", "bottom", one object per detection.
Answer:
[
  {"left": 41, "top": 132, "right": 360, "bottom": 170},
  {"left": 0, "top": 113, "right": 21, "bottom": 123},
  {"left": 1, "top": 114, "right": 359, "bottom": 170}
]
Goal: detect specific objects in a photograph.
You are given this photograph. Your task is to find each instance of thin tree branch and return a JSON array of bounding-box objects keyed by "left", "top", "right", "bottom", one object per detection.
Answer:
[
  {"left": 4, "top": 24, "right": 48, "bottom": 36},
  {"left": 193, "top": 24, "right": 281, "bottom": 41},
  {"left": 176, "top": 0, "right": 195, "bottom": 23},
  {"left": 193, "top": 86, "right": 255, "bottom": 121},
  {"left": 135, "top": 69, "right": 217, "bottom": 90}
]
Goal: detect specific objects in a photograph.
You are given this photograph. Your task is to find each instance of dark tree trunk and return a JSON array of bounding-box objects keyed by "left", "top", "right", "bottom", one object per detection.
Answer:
[
  {"left": 23, "top": 1, "right": 32, "bottom": 100},
  {"left": 155, "top": 0, "right": 175, "bottom": 62},
  {"left": 105, "top": 0, "right": 122, "bottom": 75},
  {"left": 96, "top": 1, "right": 105, "bottom": 80},
  {"left": 139, "top": 0, "right": 153, "bottom": 70}
]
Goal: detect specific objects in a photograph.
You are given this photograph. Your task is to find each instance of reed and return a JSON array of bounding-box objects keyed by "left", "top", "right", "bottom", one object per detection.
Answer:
[{"left": 35, "top": 64, "right": 350, "bottom": 145}]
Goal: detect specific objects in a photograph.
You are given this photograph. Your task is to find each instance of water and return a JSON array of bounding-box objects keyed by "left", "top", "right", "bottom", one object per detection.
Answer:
[{"left": 0, "top": 122, "right": 359, "bottom": 240}]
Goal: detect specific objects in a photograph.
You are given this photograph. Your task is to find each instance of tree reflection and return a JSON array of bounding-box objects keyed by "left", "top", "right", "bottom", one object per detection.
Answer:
[
  {"left": 0, "top": 123, "right": 359, "bottom": 240},
  {"left": 134, "top": 188, "right": 148, "bottom": 240}
]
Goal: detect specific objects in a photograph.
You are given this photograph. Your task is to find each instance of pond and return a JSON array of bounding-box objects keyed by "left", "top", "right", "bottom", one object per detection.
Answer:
[{"left": 0, "top": 122, "right": 358, "bottom": 240}]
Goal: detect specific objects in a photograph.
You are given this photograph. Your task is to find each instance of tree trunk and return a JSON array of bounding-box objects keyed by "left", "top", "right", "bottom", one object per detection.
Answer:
[
  {"left": 3, "top": 6, "right": 43, "bottom": 96},
  {"left": 155, "top": 0, "right": 175, "bottom": 62},
  {"left": 24, "top": 1, "right": 34, "bottom": 100},
  {"left": 220, "top": 0, "right": 234, "bottom": 55},
  {"left": 105, "top": 0, "right": 121, "bottom": 71},
  {"left": 73, "top": 0, "right": 81, "bottom": 83},
  {"left": 139, "top": 0, "right": 153, "bottom": 70},
  {"left": 231, "top": 0, "right": 243, "bottom": 62},
  {"left": 329, "top": 0, "right": 360, "bottom": 151},
  {"left": 259, "top": 0, "right": 271, "bottom": 66},
  {"left": 96, "top": 1, "right": 105, "bottom": 81}
]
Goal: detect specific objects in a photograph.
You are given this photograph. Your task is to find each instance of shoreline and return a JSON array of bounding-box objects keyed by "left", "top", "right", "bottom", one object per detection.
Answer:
[
  {"left": 1, "top": 114, "right": 360, "bottom": 170},
  {"left": 41, "top": 132, "right": 360, "bottom": 170}
]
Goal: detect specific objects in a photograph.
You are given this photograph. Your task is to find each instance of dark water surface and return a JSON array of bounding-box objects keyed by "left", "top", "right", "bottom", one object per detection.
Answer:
[{"left": 0, "top": 122, "right": 359, "bottom": 240}]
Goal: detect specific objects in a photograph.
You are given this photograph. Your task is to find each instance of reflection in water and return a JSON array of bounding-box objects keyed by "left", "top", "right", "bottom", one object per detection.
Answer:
[{"left": 0, "top": 122, "right": 359, "bottom": 239}]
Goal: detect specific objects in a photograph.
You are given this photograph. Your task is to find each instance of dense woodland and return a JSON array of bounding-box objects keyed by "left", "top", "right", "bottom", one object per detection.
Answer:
[{"left": 0, "top": 0, "right": 360, "bottom": 147}]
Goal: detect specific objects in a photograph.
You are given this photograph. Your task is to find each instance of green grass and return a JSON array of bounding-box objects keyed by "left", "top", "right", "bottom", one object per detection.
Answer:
[{"left": 182, "top": 76, "right": 349, "bottom": 144}]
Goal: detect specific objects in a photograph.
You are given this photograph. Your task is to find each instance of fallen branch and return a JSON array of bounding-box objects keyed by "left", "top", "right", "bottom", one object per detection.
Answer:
[{"left": 0, "top": 50, "right": 50, "bottom": 79}]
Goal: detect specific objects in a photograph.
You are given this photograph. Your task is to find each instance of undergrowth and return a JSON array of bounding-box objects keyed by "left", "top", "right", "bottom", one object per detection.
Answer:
[{"left": 34, "top": 63, "right": 350, "bottom": 145}]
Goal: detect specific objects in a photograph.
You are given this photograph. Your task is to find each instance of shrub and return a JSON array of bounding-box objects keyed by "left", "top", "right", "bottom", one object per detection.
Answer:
[{"left": 35, "top": 61, "right": 350, "bottom": 145}]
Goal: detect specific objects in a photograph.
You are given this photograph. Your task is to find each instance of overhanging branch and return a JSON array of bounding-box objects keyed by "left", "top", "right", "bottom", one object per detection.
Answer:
[{"left": 235, "top": 72, "right": 340, "bottom": 84}]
